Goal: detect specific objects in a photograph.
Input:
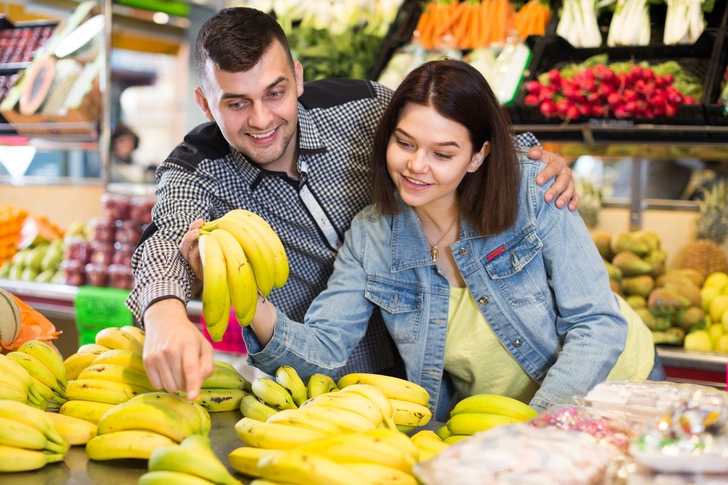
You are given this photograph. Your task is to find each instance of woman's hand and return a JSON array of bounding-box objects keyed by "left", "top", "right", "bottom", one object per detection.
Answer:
[
  {"left": 527, "top": 147, "right": 580, "bottom": 211},
  {"left": 178, "top": 219, "right": 205, "bottom": 279}
]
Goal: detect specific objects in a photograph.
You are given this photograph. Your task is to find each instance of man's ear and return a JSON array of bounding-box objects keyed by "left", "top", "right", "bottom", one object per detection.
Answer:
[
  {"left": 468, "top": 141, "right": 491, "bottom": 173},
  {"left": 294, "top": 61, "right": 304, "bottom": 97},
  {"left": 194, "top": 87, "right": 215, "bottom": 121}
]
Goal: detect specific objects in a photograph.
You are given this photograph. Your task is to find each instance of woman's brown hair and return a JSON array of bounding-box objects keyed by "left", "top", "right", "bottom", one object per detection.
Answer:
[{"left": 370, "top": 59, "right": 520, "bottom": 236}]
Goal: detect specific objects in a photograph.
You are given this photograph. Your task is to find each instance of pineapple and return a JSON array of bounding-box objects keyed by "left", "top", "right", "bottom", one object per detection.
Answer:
[{"left": 674, "top": 180, "right": 728, "bottom": 277}]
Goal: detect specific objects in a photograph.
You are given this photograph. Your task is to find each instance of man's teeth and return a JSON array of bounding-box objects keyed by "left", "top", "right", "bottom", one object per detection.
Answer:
[
  {"left": 405, "top": 176, "right": 427, "bottom": 186},
  {"left": 250, "top": 129, "right": 275, "bottom": 139}
]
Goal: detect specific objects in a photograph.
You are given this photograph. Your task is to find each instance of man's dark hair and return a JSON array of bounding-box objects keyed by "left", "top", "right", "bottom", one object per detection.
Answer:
[
  {"left": 370, "top": 59, "right": 520, "bottom": 236},
  {"left": 194, "top": 7, "right": 294, "bottom": 92}
]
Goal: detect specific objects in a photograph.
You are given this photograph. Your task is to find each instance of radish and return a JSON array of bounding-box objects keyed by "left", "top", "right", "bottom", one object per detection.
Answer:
[
  {"left": 566, "top": 106, "right": 581, "bottom": 120},
  {"left": 614, "top": 105, "right": 630, "bottom": 118},
  {"left": 664, "top": 104, "right": 678, "bottom": 117},
  {"left": 664, "top": 74, "right": 674, "bottom": 85},
  {"left": 623, "top": 89, "right": 639, "bottom": 103},
  {"left": 642, "top": 68, "right": 655, "bottom": 82},
  {"left": 548, "top": 69, "right": 561, "bottom": 86},
  {"left": 607, "top": 92, "right": 622, "bottom": 107},
  {"left": 683, "top": 95, "right": 696, "bottom": 104},
  {"left": 592, "top": 105, "right": 605, "bottom": 117},
  {"left": 526, "top": 81, "right": 542, "bottom": 95},
  {"left": 540, "top": 100, "right": 558, "bottom": 117},
  {"left": 524, "top": 94, "right": 540, "bottom": 106}
]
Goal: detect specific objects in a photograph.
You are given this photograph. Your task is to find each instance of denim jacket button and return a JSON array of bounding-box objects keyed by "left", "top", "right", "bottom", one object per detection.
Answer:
[
  {"left": 513, "top": 339, "right": 522, "bottom": 348},
  {"left": 478, "top": 296, "right": 489, "bottom": 305},
  {"left": 458, "top": 248, "right": 468, "bottom": 256}
]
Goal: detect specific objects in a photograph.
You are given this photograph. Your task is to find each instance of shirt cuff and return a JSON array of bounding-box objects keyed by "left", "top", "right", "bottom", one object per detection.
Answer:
[
  {"left": 133, "top": 280, "right": 188, "bottom": 324},
  {"left": 242, "top": 307, "right": 289, "bottom": 369}
]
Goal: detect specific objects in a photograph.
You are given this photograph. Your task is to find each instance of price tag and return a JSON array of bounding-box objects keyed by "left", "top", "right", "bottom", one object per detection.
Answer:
[{"left": 74, "top": 286, "right": 133, "bottom": 344}]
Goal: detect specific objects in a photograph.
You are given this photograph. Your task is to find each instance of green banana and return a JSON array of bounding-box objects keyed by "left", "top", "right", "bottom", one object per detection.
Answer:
[
  {"left": 338, "top": 373, "right": 429, "bottom": 407},
  {"left": 307, "top": 373, "right": 339, "bottom": 397},
  {"left": 18, "top": 340, "right": 68, "bottom": 388},
  {"left": 201, "top": 367, "right": 249, "bottom": 390},
  {"left": 139, "top": 471, "right": 217, "bottom": 485},
  {"left": 449, "top": 394, "right": 538, "bottom": 421},
  {"left": 252, "top": 378, "right": 296, "bottom": 410},
  {"left": 148, "top": 435, "right": 241, "bottom": 485},
  {"left": 275, "top": 366, "right": 307, "bottom": 407},
  {"left": 436, "top": 425, "right": 451, "bottom": 440},
  {"left": 446, "top": 413, "right": 521, "bottom": 436},
  {"left": 86, "top": 430, "right": 176, "bottom": 460},
  {"left": 240, "top": 394, "right": 279, "bottom": 421}
]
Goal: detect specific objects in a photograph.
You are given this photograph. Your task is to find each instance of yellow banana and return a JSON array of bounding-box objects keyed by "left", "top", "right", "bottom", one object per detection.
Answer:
[
  {"left": 176, "top": 388, "right": 247, "bottom": 412},
  {"left": 65, "top": 378, "right": 148, "bottom": 405},
  {"left": 0, "top": 382, "right": 27, "bottom": 402},
  {"left": 18, "top": 340, "right": 67, "bottom": 388},
  {"left": 446, "top": 413, "right": 522, "bottom": 435},
  {"left": 206, "top": 291, "right": 230, "bottom": 343},
  {"left": 275, "top": 366, "right": 307, "bottom": 407},
  {"left": 252, "top": 377, "right": 297, "bottom": 410},
  {"left": 258, "top": 451, "right": 370, "bottom": 485},
  {"left": 410, "top": 430, "right": 449, "bottom": 457},
  {"left": 301, "top": 392, "right": 383, "bottom": 427},
  {"left": 390, "top": 398, "right": 432, "bottom": 427},
  {"left": 234, "top": 417, "right": 327, "bottom": 449},
  {"left": 241, "top": 394, "right": 279, "bottom": 421},
  {"left": 296, "top": 406, "right": 377, "bottom": 433},
  {"left": 86, "top": 430, "right": 176, "bottom": 461},
  {"left": 215, "top": 219, "right": 275, "bottom": 296},
  {"left": 436, "top": 425, "right": 450, "bottom": 440},
  {"left": 338, "top": 373, "right": 430, "bottom": 407},
  {"left": 344, "top": 463, "right": 418, "bottom": 485},
  {"left": 224, "top": 210, "right": 289, "bottom": 289},
  {"left": 0, "top": 358, "right": 30, "bottom": 395},
  {"left": 0, "top": 400, "right": 65, "bottom": 447},
  {"left": 295, "top": 432, "right": 416, "bottom": 473},
  {"left": 125, "top": 392, "right": 203, "bottom": 433},
  {"left": 341, "top": 384, "right": 397, "bottom": 429},
  {"left": 95, "top": 326, "right": 144, "bottom": 354},
  {"left": 97, "top": 399, "right": 197, "bottom": 443},
  {"left": 211, "top": 228, "right": 257, "bottom": 324},
  {"left": 228, "top": 447, "right": 281, "bottom": 478},
  {"left": 213, "top": 359, "right": 237, "bottom": 372},
  {"left": 79, "top": 363, "right": 155, "bottom": 391},
  {"left": 363, "top": 428, "right": 420, "bottom": 462},
  {"left": 202, "top": 367, "right": 249, "bottom": 390},
  {"left": 148, "top": 435, "right": 241, "bottom": 485},
  {"left": 0, "top": 415, "right": 50, "bottom": 451},
  {"left": 7, "top": 351, "right": 63, "bottom": 395},
  {"left": 77, "top": 343, "right": 111, "bottom": 354},
  {"left": 443, "top": 435, "right": 468, "bottom": 445},
  {"left": 266, "top": 409, "right": 341, "bottom": 435},
  {"left": 449, "top": 394, "right": 538, "bottom": 421},
  {"left": 0, "top": 445, "right": 59, "bottom": 472},
  {"left": 47, "top": 412, "right": 98, "bottom": 445},
  {"left": 92, "top": 349, "right": 146, "bottom": 374},
  {"left": 250, "top": 480, "right": 296, "bottom": 485},
  {"left": 60, "top": 400, "right": 117, "bottom": 425},
  {"left": 307, "top": 373, "right": 339, "bottom": 397},
  {"left": 139, "top": 471, "right": 217, "bottom": 485},
  {"left": 120, "top": 325, "right": 146, "bottom": 347},
  {"left": 0, "top": 353, "right": 42, "bottom": 403},
  {"left": 191, "top": 402, "right": 212, "bottom": 436},
  {"left": 199, "top": 233, "right": 230, "bottom": 325},
  {"left": 64, "top": 352, "right": 102, "bottom": 381},
  {"left": 32, "top": 377, "right": 58, "bottom": 402}
]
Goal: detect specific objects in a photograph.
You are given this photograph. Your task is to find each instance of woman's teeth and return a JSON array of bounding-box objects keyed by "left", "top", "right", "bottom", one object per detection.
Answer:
[{"left": 405, "top": 176, "right": 428, "bottom": 186}]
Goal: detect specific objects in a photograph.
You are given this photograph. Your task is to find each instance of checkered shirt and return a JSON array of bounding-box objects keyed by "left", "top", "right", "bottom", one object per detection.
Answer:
[{"left": 126, "top": 78, "right": 541, "bottom": 376}]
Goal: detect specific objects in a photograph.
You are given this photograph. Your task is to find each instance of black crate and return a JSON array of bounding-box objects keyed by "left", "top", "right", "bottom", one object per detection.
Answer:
[
  {"left": 516, "top": 32, "right": 719, "bottom": 126},
  {"left": 704, "top": 31, "right": 728, "bottom": 126}
]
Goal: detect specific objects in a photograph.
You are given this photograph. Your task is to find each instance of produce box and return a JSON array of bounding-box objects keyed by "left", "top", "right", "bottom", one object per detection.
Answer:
[
  {"left": 517, "top": 32, "right": 720, "bottom": 126},
  {"left": 704, "top": 32, "right": 728, "bottom": 126},
  {"left": 0, "top": 17, "right": 59, "bottom": 72}
]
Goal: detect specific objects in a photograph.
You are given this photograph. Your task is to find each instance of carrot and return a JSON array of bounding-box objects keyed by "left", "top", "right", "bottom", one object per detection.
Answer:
[
  {"left": 454, "top": 4, "right": 472, "bottom": 48},
  {"left": 469, "top": 2, "right": 481, "bottom": 48},
  {"left": 478, "top": 0, "right": 491, "bottom": 45},
  {"left": 436, "top": 1, "right": 467, "bottom": 39}
]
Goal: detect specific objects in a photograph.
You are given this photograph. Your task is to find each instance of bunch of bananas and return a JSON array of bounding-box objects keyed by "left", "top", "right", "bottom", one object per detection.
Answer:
[
  {"left": 410, "top": 430, "right": 450, "bottom": 461},
  {"left": 0, "top": 400, "right": 69, "bottom": 472},
  {"left": 198, "top": 210, "right": 289, "bottom": 340},
  {"left": 4, "top": 340, "right": 68, "bottom": 410},
  {"left": 61, "top": 327, "right": 153, "bottom": 424},
  {"left": 46, "top": 412, "right": 98, "bottom": 446},
  {"left": 139, "top": 435, "right": 241, "bottom": 485},
  {"left": 440, "top": 394, "right": 538, "bottom": 444},
  {"left": 85, "top": 392, "right": 210, "bottom": 461},
  {"left": 175, "top": 360, "right": 251, "bottom": 412}
]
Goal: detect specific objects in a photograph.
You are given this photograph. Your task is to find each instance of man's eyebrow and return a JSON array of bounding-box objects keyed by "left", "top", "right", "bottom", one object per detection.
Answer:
[
  {"left": 221, "top": 76, "right": 289, "bottom": 100},
  {"left": 395, "top": 128, "right": 459, "bottom": 148}
]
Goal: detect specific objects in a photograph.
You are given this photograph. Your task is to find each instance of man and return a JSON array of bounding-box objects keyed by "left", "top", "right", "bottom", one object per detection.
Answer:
[{"left": 128, "top": 7, "right": 579, "bottom": 400}]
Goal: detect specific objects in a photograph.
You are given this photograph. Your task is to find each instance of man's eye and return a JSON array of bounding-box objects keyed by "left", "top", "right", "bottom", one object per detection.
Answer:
[
  {"left": 229, "top": 101, "right": 245, "bottom": 109},
  {"left": 269, "top": 91, "right": 284, "bottom": 99}
]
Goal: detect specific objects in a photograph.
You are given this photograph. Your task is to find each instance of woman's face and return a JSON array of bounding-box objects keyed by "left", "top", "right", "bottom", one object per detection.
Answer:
[{"left": 386, "top": 103, "right": 488, "bottom": 211}]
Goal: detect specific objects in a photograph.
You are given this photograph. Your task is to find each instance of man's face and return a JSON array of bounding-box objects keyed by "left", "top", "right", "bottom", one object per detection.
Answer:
[{"left": 195, "top": 41, "right": 304, "bottom": 172}]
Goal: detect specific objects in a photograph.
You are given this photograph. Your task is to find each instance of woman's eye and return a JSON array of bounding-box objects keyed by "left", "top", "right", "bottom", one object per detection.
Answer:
[
  {"left": 435, "top": 153, "right": 453, "bottom": 159},
  {"left": 396, "top": 140, "right": 411, "bottom": 148}
]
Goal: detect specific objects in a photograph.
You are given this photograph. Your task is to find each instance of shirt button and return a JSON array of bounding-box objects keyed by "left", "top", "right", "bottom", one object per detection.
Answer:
[
  {"left": 478, "top": 296, "right": 489, "bottom": 305},
  {"left": 458, "top": 248, "right": 468, "bottom": 256},
  {"left": 513, "top": 339, "right": 522, "bottom": 348}
]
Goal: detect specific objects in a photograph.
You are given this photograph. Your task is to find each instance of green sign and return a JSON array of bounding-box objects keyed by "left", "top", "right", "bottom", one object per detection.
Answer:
[{"left": 74, "top": 286, "right": 133, "bottom": 345}]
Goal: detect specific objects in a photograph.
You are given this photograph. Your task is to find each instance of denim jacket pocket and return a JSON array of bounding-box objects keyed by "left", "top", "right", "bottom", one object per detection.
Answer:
[
  {"left": 364, "top": 277, "right": 423, "bottom": 343},
  {"left": 484, "top": 230, "right": 547, "bottom": 308}
]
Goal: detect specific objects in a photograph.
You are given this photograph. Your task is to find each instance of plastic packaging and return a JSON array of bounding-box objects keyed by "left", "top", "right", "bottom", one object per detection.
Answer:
[
  {"left": 100, "top": 193, "right": 130, "bottom": 221},
  {"left": 64, "top": 236, "right": 89, "bottom": 264},
  {"left": 129, "top": 196, "right": 154, "bottom": 225},
  {"left": 88, "top": 218, "right": 116, "bottom": 244},
  {"left": 114, "top": 220, "right": 142, "bottom": 244},
  {"left": 60, "top": 260, "right": 84, "bottom": 286},
  {"left": 111, "top": 242, "right": 134, "bottom": 267},
  {"left": 107, "top": 264, "right": 134, "bottom": 290},
  {"left": 88, "top": 241, "right": 113, "bottom": 266},
  {"left": 84, "top": 263, "right": 108, "bottom": 287}
]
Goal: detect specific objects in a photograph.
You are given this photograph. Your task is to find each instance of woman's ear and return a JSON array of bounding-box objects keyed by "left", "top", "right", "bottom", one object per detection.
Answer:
[{"left": 467, "top": 141, "right": 491, "bottom": 173}]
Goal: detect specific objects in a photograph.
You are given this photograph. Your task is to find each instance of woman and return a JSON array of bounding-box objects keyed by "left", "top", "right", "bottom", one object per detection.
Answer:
[{"left": 232, "top": 60, "right": 661, "bottom": 420}]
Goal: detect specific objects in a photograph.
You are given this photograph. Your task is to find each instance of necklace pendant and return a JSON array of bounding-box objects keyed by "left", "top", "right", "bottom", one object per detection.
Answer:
[{"left": 431, "top": 246, "right": 439, "bottom": 263}]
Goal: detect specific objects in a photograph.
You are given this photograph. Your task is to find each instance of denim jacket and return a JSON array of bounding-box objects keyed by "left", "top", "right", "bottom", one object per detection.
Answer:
[{"left": 244, "top": 158, "right": 628, "bottom": 422}]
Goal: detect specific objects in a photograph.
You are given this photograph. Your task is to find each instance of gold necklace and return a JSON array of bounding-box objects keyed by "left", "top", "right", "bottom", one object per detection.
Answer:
[{"left": 414, "top": 211, "right": 460, "bottom": 263}]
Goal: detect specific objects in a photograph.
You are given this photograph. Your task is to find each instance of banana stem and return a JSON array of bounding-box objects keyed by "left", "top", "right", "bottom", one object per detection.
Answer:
[{"left": 199, "top": 229, "right": 212, "bottom": 237}]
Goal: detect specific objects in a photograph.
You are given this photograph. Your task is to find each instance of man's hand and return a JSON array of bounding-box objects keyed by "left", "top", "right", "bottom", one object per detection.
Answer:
[
  {"left": 179, "top": 219, "right": 204, "bottom": 279},
  {"left": 142, "top": 298, "right": 214, "bottom": 400},
  {"left": 528, "top": 147, "right": 580, "bottom": 211}
]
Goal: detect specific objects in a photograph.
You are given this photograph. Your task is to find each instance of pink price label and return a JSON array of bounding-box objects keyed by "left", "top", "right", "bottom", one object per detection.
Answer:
[{"left": 200, "top": 308, "right": 247, "bottom": 355}]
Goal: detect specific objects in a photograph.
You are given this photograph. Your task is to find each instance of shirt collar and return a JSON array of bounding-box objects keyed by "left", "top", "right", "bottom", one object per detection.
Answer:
[{"left": 296, "top": 102, "right": 328, "bottom": 155}]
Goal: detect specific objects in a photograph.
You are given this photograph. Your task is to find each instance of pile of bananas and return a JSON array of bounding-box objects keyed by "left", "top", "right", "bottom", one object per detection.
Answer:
[
  {"left": 0, "top": 400, "right": 68, "bottom": 472},
  {"left": 175, "top": 360, "right": 251, "bottom": 412},
  {"left": 140, "top": 435, "right": 241, "bottom": 485},
  {"left": 199, "top": 210, "right": 289, "bottom": 340},
  {"left": 86, "top": 392, "right": 211, "bottom": 461},
  {"left": 439, "top": 394, "right": 538, "bottom": 444},
  {"left": 4, "top": 340, "right": 68, "bottom": 410},
  {"left": 61, "top": 326, "right": 153, "bottom": 424}
]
